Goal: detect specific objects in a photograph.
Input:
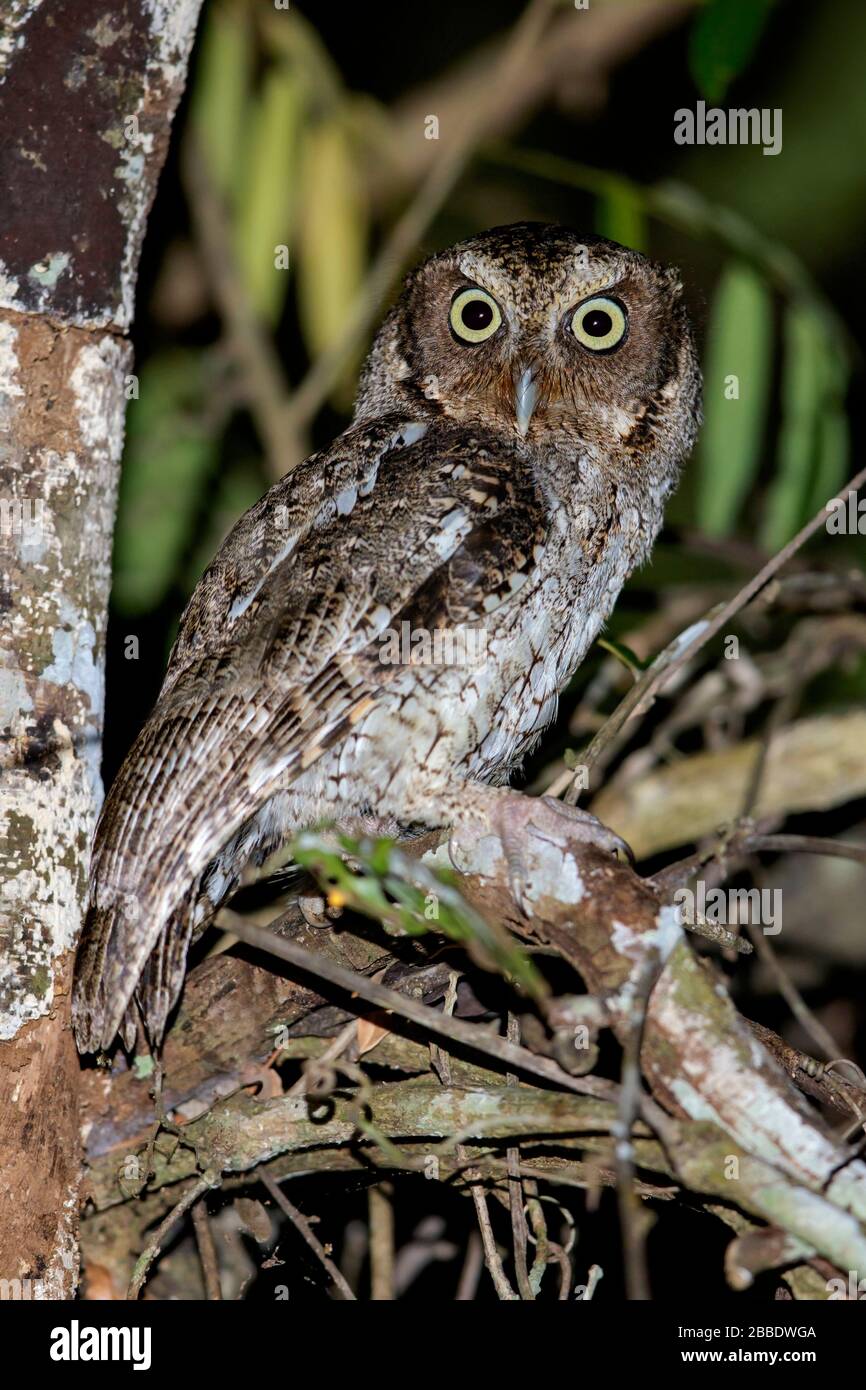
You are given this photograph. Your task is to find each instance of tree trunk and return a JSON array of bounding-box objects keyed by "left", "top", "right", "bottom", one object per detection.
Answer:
[{"left": 0, "top": 0, "right": 201, "bottom": 1300}]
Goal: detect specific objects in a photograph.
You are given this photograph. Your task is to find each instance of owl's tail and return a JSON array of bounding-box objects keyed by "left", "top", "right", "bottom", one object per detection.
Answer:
[
  {"left": 72, "top": 805, "right": 288, "bottom": 1052},
  {"left": 72, "top": 904, "right": 120, "bottom": 1052},
  {"left": 72, "top": 884, "right": 200, "bottom": 1054},
  {"left": 73, "top": 658, "right": 378, "bottom": 1053}
]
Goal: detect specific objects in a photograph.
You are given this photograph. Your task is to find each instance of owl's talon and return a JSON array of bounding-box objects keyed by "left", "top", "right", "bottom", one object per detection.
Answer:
[
  {"left": 496, "top": 793, "right": 633, "bottom": 913},
  {"left": 506, "top": 863, "right": 532, "bottom": 919},
  {"left": 448, "top": 789, "right": 634, "bottom": 917},
  {"left": 298, "top": 892, "right": 334, "bottom": 930}
]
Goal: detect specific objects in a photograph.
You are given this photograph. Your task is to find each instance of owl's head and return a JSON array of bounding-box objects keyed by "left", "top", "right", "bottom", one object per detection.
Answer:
[{"left": 356, "top": 222, "right": 701, "bottom": 479}]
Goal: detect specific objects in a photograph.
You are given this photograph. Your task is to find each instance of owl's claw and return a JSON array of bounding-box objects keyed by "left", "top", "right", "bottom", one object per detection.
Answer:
[
  {"left": 298, "top": 891, "right": 335, "bottom": 930},
  {"left": 500, "top": 795, "right": 633, "bottom": 914},
  {"left": 449, "top": 790, "right": 634, "bottom": 918}
]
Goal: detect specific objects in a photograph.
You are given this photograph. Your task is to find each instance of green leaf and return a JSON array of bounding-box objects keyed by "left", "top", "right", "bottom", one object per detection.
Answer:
[
  {"left": 291, "top": 830, "right": 546, "bottom": 1002},
  {"left": 235, "top": 64, "right": 304, "bottom": 323},
  {"left": 113, "top": 351, "right": 219, "bottom": 615},
  {"left": 595, "top": 637, "right": 650, "bottom": 676},
  {"left": 190, "top": 0, "right": 254, "bottom": 203},
  {"left": 697, "top": 261, "right": 773, "bottom": 537},
  {"left": 595, "top": 186, "right": 648, "bottom": 253},
  {"left": 689, "top": 0, "right": 777, "bottom": 104},
  {"left": 761, "top": 301, "right": 825, "bottom": 551}
]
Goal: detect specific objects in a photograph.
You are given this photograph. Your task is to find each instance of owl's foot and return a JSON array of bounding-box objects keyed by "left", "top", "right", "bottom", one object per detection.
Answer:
[
  {"left": 298, "top": 890, "right": 341, "bottom": 930},
  {"left": 446, "top": 788, "right": 633, "bottom": 917}
]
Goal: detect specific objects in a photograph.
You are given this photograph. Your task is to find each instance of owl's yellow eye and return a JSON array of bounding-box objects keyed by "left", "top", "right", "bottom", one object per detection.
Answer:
[
  {"left": 571, "top": 296, "right": 628, "bottom": 353},
  {"left": 449, "top": 287, "right": 502, "bottom": 343}
]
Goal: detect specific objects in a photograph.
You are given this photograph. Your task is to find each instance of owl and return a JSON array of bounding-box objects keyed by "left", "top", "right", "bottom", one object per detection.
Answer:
[{"left": 73, "top": 223, "right": 701, "bottom": 1052}]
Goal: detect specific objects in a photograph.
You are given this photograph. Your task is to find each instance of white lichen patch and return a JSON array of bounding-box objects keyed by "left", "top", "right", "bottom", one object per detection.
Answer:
[
  {"left": 610, "top": 905, "right": 682, "bottom": 967},
  {"left": 0, "top": 1, "right": 46, "bottom": 79},
  {"left": 88, "top": 14, "right": 132, "bottom": 48},
  {"left": 0, "top": 327, "right": 128, "bottom": 1037},
  {"left": 652, "top": 903, "right": 684, "bottom": 960},
  {"left": 69, "top": 336, "right": 128, "bottom": 454},
  {"left": 428, "top": 807, "right": 589, "bottom": 909},
  {"left": 41, "top": 1182, "right": 80, "bottom": 1300},
  {"left": 445, "top": 830, "right": 505, "bottom": 881},
  {"left": 0, "top": 665, "right": 33, "bottom": 727},
  {"left": 0, "top": 318, "right": 24, "bottom": 418},
  {"left": 522, "top": 835, "right": 586, "bottom": 907},
  {"left": 112, "top": 0, "right": 202, "bottom": 329},
  {"left": 40, "top": 596, "right": 103, "bottom": 718},
  {"left": 27, "top": 251, "right": 70, "bottom": 289},
  {"left": 145, "top": 0, "right": 202, "bottom": 71},
  {"left": 0, "top": 265, "right": 21, "bottom": 315},
  {"left": 0, "top": 738, "right": 96, "bottom": 1036}
]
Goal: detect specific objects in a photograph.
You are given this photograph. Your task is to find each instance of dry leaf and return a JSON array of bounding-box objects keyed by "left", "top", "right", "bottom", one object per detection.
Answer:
[{"left": 357, "top": 1014, "right": 391, "bottom": 1056}]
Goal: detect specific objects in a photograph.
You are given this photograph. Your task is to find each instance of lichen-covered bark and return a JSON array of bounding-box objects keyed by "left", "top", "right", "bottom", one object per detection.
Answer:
[
  {"left": 0, "top": 0, "right": 201, "bottom": 1299},
  {"left": 0, "top": 0, "right": 201, "bottom": 330},
  {"left": 450, "top": 832, "right": 866, "bottom": 1269}
]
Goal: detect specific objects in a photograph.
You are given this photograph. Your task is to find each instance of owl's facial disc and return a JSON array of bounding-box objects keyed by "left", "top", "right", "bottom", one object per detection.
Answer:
[{"left": 445, "top": 277, "right": 635, "bottom": 435}]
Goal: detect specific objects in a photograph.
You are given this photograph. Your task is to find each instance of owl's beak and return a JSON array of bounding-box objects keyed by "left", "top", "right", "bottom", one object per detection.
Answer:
[{"left": 514, "top": 365, "right": 539, "bottom": 436}]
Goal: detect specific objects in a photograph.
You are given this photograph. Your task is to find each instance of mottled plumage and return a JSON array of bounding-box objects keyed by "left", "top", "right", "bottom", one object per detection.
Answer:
[{"left": 73, "top": 223, "right": 701, "bottom": 1052}]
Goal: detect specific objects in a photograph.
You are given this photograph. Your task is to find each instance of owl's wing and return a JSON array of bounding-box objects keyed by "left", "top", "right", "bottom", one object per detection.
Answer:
[
  {"left": 161, "top": 418, "right": 428, "bottom": 690},
  {"left": 73, "top": 420, "right": 549, "bottom": 1050}
]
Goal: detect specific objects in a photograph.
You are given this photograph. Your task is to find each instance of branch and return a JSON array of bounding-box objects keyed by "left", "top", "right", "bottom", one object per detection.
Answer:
[
  {"left": 592, "top": 711, "right": 866, "bottom": 858},
  {"left": 565, "top": 462, "right": 866, "bottom": 802}
]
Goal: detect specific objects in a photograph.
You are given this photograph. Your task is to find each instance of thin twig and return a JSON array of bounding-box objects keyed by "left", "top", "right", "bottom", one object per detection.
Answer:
[
  {"left": 436, "top": 972, "right": 519, "bottom": 1300},
  {"left": 368, "top": 1183, "right": 396, "bottom": 1301},
  {"left": 584, "top": 1263, "right": 604, "bottom": 1301},
  {"left": 613, "top": 961, "right": 656, "bottom": 1301},
  {"left": 471, "top": 1184, "right": 519, "bottom": 1301},
  {"left": 653, "top": 829, "right": 866, "bottom": 906},
  {"left": 260, "top": 1170, "right": 356, "bottom": 1300},
  {"left": 746, "top": 922, "right": 840, "bottom": 1063},
  {"left": 506, "top": 1012, "right": 534, "bottom": 1300},
  {"left": 523, "top": 1178, "right": 551, "bottom": 1294},
  {"left": 740, "top": 687, "right": 801, "bottom": 822},
  {"left": 285, "top": 1019, "right": 358, "bottom": 1100},
  {"left": 549, "top": 1244, "right": 574, "bottom": 1299},
  {"left": 191, "top": 1198, "right": 222, "bottom": 1300},
  {"left": 429, "top": 968, "right": 459, "bottom": 1085},
  {"left": 744, "top": 833, "right": 866, "bottom": 865},
  {"left": 563, "top": 461, "right": 866, "bottom": 802},
  {"left": 217, "top": 909, "right": 618, "bottom": 1102},
  {"left": 455, "top": 1230, "right": 484, "bottom": 1301},
  {"left": 127, "top": 1174, "right": 213, "bottom": 1300}
]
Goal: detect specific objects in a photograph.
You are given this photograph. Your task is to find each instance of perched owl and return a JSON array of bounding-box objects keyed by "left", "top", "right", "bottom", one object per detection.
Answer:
[{"left": 73, "top": 223, "right": 701, "bottom": 1052}]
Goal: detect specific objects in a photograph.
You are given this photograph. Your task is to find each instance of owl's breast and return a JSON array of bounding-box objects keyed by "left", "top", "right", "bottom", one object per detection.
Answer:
[{"left": 463, "top": 482, "right": 655, "bottom": 783}]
